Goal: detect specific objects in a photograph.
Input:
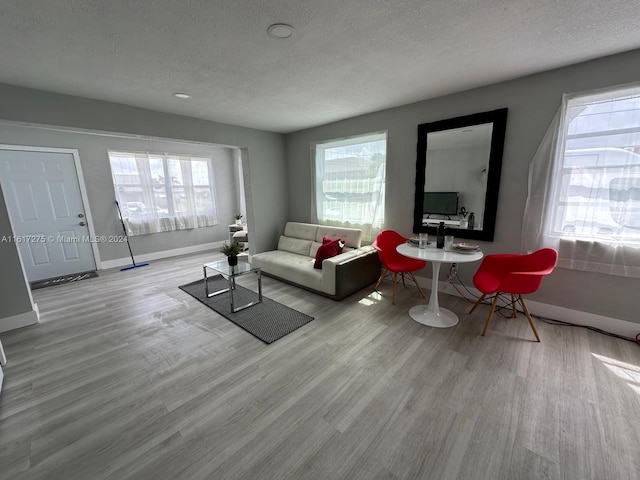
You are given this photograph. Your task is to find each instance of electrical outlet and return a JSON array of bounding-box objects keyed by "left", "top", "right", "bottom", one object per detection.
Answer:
[{"left": 447, "top": 263, "right": 458, "bottom": 282}]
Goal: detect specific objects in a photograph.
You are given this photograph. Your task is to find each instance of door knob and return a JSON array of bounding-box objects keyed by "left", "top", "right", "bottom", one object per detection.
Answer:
[
  {"left": 79, "top": 221, "right": 86, "bottom": 226},
  {"left": 78, "top": 213, "right": 84, "bottom": 218}
]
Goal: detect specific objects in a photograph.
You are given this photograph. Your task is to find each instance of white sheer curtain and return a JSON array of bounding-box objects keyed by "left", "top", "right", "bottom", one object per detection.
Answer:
[
  {"left": 110, "top": 151, "right": 219, "bottom": 235},
  {"left": 311, "top": 132, "right": 387, "bottom": 243},
  {"left": 522, "top": 83, "right": 640, "bottom": 278}
]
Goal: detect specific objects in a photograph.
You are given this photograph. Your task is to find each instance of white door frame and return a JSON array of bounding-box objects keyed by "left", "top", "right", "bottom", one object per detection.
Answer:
[{"left": 0, "top": 144, "right": 101, "bottom": 269}]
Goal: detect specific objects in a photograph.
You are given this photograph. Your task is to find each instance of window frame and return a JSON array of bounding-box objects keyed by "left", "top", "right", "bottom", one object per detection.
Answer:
[
  {"left": 545, "top": 84, "right": 640, "bottom": 247},
  {"left": 108, "top": 150, "right": 219, "bottom": 235},
  {"left": 311, "top": 131, "right": 387, "bottom": 242}
]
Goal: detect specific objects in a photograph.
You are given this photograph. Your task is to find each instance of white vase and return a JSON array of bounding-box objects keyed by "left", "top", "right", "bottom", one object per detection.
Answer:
[{"left": 235, "top": 219, "right": 242, "bottom": 225}]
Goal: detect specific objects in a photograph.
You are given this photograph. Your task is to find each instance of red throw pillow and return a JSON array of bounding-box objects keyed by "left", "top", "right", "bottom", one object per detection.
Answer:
[
  {"left": 314, "top": 238, "right": 344, "bottom": 269},
  {"left": 322, "top": 236, "right": 344, "bottom": 253}
]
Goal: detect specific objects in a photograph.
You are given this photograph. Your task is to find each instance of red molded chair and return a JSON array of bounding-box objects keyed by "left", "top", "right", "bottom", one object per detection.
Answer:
[
  {"left": 469, "top": 248, "right": 557, "bottom": 341},
  {"left": 372, "top": 230, "right": 426, "bottom": 305}
]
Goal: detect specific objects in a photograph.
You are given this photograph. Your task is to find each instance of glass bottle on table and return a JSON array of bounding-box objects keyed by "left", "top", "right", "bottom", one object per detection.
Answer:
[{"left": 436, "top": 222, "right": 445, "bottom": 249}]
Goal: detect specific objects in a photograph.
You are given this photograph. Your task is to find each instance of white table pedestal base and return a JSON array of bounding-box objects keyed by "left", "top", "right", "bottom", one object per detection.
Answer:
[
  {"left": 395, "top": 243, "right": 482, "bottom": 329},
  {"left": 408, "top": 259, "right": 459, "bottom": 328},
  {"left": 408, "top": 305, "right": 459, "bottom": 328}
]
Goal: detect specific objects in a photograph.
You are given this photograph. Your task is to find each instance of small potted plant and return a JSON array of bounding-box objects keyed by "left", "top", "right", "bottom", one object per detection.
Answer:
[
  {"left": 234, "top": 213, "right": 243, "bottom": 225},
  {"left": 220, "top": 241, "right": 242, "bottom": 266}
]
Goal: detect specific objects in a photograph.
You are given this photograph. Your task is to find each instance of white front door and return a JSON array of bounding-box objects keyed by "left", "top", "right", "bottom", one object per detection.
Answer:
[{"left": 0, "top": 149, "right": 97, "bottom": 281}]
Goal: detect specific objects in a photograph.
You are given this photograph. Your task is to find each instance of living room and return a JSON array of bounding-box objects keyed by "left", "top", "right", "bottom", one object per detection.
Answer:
[
  {"left": 1, "top": 2, "right": 640, "bottom": 479},
  {"left": 3, "top": 51, "right": 640, "bottom": 338}
]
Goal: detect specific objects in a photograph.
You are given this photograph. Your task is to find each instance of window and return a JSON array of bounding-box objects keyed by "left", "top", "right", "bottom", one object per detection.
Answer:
[
  {"left": 312, "top": 131, "right": 387, "bottom": 242},
  {"left": 548, "top": 84, "right": 640, "bottom": 245},
  {"left": 523, "top": 83, "right": 640, "bottom": 278},
  {"left": 109, "top": 151, "right": 219, "bottom": 235}
]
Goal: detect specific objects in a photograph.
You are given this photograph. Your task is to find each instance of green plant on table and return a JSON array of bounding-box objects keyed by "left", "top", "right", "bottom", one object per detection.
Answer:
[{"left": 220, "top": 241, "right": 242, "bottom": 257}]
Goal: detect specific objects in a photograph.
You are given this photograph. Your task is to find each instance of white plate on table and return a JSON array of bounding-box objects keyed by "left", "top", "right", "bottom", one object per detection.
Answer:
[
  {"left": 408, "top": 238, "right": 431, "bottom": 246},
  {"left": 452, "top": 243, "right": 480, "bottom": 253}
]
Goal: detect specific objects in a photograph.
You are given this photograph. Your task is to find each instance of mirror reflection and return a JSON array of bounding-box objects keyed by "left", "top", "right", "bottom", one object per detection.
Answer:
[
  {"left": 413, "top": 108, "right": 508, "bottom": 242},
  {"left": 424, "top": 122, "right": 493, "bottom": 230}
]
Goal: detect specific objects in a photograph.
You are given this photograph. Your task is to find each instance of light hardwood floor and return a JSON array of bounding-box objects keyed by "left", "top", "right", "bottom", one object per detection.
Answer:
[{"left": 1, "top": 251, "right": 639, "bottom": 480}]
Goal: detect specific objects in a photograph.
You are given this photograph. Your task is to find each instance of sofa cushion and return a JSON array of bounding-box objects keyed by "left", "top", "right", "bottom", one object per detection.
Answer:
[
  {"left": 251, "top": 250, "right": 324, "bottom": 292},
  {"left": 277, "top": 235, "right": 312, "bottom": 256},
  {"left": 310, "top": 241, "right": 322, "bottom": 258},
  {"left": 316, "top": 225, "right": 362, "bottom": 249},
  {"left": 283, "top": 222, "right": 318, "bottom": 241}
]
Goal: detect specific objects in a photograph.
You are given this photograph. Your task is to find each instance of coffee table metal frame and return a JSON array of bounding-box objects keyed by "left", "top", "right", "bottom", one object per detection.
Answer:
[{"left": 203, "top": 260, "right": 262, "bottom": 313}]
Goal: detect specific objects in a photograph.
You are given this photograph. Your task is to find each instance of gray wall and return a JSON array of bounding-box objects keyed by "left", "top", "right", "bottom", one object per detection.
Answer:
[
  {"left": 0, "top": 83, "right": 288, "bottom": 255},
  {"left": 0, "top": 124, "right": 238, "bottom": 262},
  {"left": 285, "top": 48, "right": 640, "bottom": 324},
  {"left": 0, "top": 83, "right": 287, "bottom": 330}
]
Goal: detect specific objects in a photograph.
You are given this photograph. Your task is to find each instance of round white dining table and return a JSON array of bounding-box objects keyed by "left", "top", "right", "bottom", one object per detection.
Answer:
[{"left": 396, "top": 242, "right": 483, "bottom": 328}]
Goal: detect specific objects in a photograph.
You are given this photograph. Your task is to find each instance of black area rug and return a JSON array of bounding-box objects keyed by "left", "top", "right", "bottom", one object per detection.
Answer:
[
  {"left": 30, "top": 271, "right": 98, "bottom": 290},
  {"left": 179, "top": 276, "right": 314, "bottom": 344}
]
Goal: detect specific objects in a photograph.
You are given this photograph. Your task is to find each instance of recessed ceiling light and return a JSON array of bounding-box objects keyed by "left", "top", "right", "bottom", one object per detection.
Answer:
[
  {"left": 267, "top": 23, "right": 295, "bottom": 39},
  {"left": 173, "top": 92, "right": 192, "bottom": 99}
]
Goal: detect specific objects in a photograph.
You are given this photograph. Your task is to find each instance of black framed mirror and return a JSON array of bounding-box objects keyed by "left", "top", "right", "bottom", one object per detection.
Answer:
[{"left": 413, "top": 108, "right": 508, "bottom": 242}]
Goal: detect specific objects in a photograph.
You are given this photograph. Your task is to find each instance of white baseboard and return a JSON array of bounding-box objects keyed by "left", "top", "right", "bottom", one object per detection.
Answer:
[
  {"left": 415, "top": 276, "right": 640, "bottom": 339},
  {"left": 0, "top": 308, "right": 39, "bottom": 334},
  {"left": 522, "top": 300, "right": 640, "bottom": 340},
  {"left": 99, "top": 241, "right": 225, "bottom": 270}
]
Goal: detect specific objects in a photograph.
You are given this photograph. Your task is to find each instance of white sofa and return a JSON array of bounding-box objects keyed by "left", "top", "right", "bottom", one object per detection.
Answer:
[{"left": 250, "top": 222, "right": 381, "bottom": 300}]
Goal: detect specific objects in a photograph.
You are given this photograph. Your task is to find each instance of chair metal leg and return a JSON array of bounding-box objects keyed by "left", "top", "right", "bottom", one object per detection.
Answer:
[
  {"left": 408, "top": 271, "right": 425, "bottom": 298},
  {"left": 481, "top": 294, "right": 499, "bottom": 336},
  {"left": 469, "top": 293, "right": 486, "bottom": 314},
  {"left": 511, "top": 294, "right": 517, "bottom": 318},
  {"left": 518, "top": 296, "right": 541, "bottom": 342},
  {"left": 373, "top": 268, "right": 388, "bottom": 291}
]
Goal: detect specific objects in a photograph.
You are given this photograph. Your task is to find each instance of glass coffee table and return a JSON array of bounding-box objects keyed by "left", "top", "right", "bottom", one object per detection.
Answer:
[{"left": 203, "top": 260, "right": 262, "bottom": 313}]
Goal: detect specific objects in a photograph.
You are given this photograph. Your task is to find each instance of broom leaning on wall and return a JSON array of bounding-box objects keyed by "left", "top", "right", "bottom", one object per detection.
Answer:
[{"left": 115, "top": 200, "right": 149, "bottom": 271}]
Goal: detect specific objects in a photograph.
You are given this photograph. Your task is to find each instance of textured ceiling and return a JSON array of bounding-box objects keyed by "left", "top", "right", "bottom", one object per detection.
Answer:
[{"left": 2, "top": 0, "right": 640, "bottom": 133}]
